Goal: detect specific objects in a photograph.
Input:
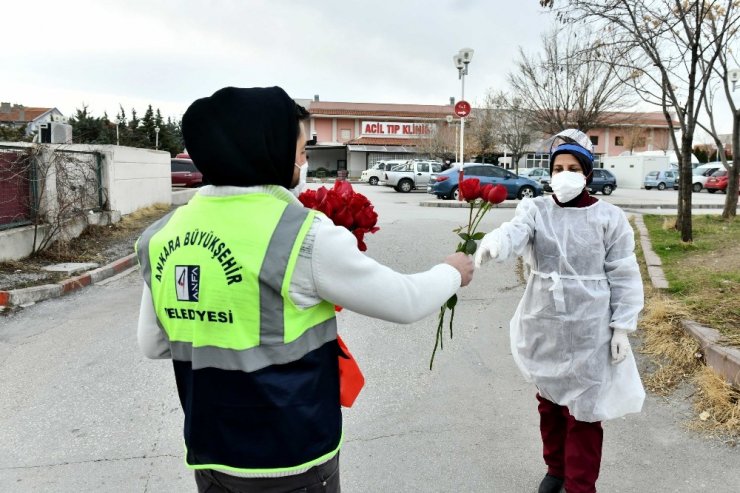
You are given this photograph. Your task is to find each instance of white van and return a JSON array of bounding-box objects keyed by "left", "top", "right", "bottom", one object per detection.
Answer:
[{"left": 673, "top": 162, "right": 728, "bottom": 192}]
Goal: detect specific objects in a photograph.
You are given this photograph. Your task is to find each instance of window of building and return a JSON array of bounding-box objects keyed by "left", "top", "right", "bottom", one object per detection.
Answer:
[
  {"left": 590, "top": 135, "right": 599, "bottom": 146},
  {"left": 525, "top": 153, "right": 550, "bottom": 168},
  {"left": 340, "top": 129, "right": 351, "bottom": 141},
  {"left": 615, "top": 136, "right": 624, "bottom": 146}
]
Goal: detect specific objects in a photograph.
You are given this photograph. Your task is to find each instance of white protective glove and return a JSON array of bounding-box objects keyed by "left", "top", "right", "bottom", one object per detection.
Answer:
[
  {"left": 474, "top": 232, "right": 500, "bottom": 268},
  {"left": 610, "top": 328, "right": 631, "bottom": 365}
]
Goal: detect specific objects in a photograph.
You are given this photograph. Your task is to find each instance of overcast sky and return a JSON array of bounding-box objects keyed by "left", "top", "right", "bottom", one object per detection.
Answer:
[
  {"left": 1, "top": 0, "right": 734, "bottom": 137},
  {"left": 2, "top": 0, "right": 551, "bottom": 118}
]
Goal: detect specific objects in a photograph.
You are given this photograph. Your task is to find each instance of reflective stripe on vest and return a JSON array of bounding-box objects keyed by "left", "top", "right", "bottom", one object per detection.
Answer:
[{"left": 136, "top": 193, "right": 337, "bottom": 371}]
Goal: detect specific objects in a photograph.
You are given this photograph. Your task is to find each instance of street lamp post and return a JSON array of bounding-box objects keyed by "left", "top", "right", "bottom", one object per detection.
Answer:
[
  {"left": 454, "top": 48, "right": 474, "bottom": 165},
  {"left": 452, "top": 48, "right": 473, "bottom": 200},
  {"left": 155, "top": 126, "right": 160, "bottom": 149},
  {"left": 113, "top": 118, "right": 120, "bottom": 146}
]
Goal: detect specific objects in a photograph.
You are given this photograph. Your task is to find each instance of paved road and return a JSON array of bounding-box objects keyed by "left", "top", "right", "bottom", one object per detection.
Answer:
[{"left": 1, "top": 185, "right": 738, "bottom": 492}]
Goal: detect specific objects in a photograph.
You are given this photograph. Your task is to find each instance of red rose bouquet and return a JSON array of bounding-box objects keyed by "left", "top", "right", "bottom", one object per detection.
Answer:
[
  {"left": 298, "top": 179, "right": 379, "bottom": 251},
  {"left": 298, "top": 179, "right": 380, "bottom": 407},
  {"left": 430, "top": 175, "right": 507, "bottom": 369}
]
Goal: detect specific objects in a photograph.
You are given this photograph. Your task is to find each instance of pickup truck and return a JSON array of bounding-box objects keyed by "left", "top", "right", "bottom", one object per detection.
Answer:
[
  {"left": 360, "top": 159, "right": 409, "bottom": 185},
  {"left": 381, "top": 160, "right": 443, "bottom": 192}
]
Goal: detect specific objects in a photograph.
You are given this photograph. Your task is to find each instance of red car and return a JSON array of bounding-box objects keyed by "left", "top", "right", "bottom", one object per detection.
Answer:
[
  {"left": 704, "top": 169, "right": 739, "bottom": 194},
  {"left": 171, "top": 158, "right": 203, "bottom": 187}
]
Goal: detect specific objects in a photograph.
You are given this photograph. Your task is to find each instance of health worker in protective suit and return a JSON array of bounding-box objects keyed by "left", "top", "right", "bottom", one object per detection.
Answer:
[{"left": 474, "top": 129, "right": 645, "bottom": 493}]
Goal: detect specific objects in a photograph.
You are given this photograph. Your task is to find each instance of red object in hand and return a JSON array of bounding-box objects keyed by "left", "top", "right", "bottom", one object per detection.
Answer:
[{"left": 337, "top": 335, "right": 364, "bottom": 407}]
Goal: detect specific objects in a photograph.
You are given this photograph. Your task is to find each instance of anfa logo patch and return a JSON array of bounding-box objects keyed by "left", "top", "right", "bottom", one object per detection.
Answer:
[{"left": 175, "top": 265, "right": 200, "bottom": 302}]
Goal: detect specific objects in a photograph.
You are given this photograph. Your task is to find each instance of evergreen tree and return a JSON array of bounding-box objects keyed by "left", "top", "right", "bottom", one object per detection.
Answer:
[
  {"left": 69, "top": 105, "right": 113, "bottom": 144},
  {"left": 0, "top": 123, "right": 32, "bottom": 142},
  {"left": 141, "top": 105, "right": 156, "bottom": 148}
]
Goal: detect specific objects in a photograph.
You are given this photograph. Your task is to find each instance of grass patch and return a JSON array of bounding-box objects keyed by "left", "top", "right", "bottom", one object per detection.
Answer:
[
  {"left": 691, "top": 367, "right": 740, "bottom": 436},
  {"left": 634, "top": 216, "right": 740, "bottom": 437},
  {"left": 642, "top": 214, "right": 739, "bottom": 343}
]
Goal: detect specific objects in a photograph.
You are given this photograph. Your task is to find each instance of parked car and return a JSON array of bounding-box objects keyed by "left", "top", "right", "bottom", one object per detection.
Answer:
[
  {"left": 704, "top": 168, "right": 739, "bottom": 193},
  {"left": 171, "top": 158, "right": 203, "bottom": 187},
  {"left": 643, "top": 169, "right": 677, "bottom": 190},
  {"left": 587, "top": 168, "right": 618, "bottom": 195},
  {"left": 428, "top": 163, "right": 543, "bottom": 200},
  {"left": 518, "top": 167, "right": 550, "bottom": 184},
  {"left": 360, "top": 159, "right": 409, "bottom": 185},
  {"left": 673, "top": 162, "right": 727, "bottom": 192},
  {"left": 382, "top": 160, "right": 442, "bottom": 192}
]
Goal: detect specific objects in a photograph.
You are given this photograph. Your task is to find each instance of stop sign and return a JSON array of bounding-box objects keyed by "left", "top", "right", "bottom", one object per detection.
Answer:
[{"left": 454, "top": 100, "right": 471, "bottom": 117}]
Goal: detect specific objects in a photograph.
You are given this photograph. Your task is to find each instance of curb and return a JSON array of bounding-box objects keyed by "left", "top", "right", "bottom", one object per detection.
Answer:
[
  {"left": 633, "top": 214, "right": 740, "bottom": 390},
  {"left": 633, "top": 215, "right": 669, "bottom": 289},
  {"left": 420, "top": 200, "right": 735, "bottom": 209},
  {"left": 682, "top": 320, "right": 740, "bottom": 388},
  {"left": 0, "top": 253, "right": 137, "bottom": 308}
]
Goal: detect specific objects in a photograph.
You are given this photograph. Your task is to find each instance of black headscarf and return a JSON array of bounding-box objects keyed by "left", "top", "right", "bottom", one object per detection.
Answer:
[{"left": 182, "top": 86, "right": 298, "bottom": 188}]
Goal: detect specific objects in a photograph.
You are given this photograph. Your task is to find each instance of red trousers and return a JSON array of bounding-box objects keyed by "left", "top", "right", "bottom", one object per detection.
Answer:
[{"left": 537, "top": 393, "right": 603, "bottom": 493}]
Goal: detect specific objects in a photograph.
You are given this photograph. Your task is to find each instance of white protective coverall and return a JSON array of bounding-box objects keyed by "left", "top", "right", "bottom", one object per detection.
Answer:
[{"left": 486, "top": 196, "right": 645, "bottom": 422}]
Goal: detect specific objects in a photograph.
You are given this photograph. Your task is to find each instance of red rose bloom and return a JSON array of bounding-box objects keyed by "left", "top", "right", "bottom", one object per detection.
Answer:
[
  {"left": 486, "top": 184, "right": 508, "bottom": 204},
  {"left": 298, "top": 179, "right": 380, "bottom": 251},
  {"left": 459, "top": 178, "right": 482, "bottom": 201}
]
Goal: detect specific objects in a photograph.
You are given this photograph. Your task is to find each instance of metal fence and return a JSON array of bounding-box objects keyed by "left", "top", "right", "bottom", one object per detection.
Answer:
[{"left": 0, "top": 144, "right": 104, "bottom": 231}]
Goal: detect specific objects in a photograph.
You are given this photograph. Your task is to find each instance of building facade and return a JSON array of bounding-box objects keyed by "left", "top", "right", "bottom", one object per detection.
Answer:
[
  {"left": 0, "top": 103, "right": 65, "bottom": 136},
  {"left": 305, "top": 99, "right": 453, "bottom": 178},
  {"left": 521, "top": 112, "right": 678, "bottom": 169},
  {"left": 303, "top": 97, "right": 678, "bottom": 177}
]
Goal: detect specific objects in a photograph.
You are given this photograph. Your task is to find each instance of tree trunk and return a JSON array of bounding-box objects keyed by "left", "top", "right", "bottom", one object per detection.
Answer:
[
  {"left": 722, "top": 111, "right": 740, "bottom": 219},
  {"left": 677, "top": 137, "right": 693, "bottom": 242}
]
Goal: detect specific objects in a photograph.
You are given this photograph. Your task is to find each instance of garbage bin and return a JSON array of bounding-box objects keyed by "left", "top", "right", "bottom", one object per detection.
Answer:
[{"left": 337, "top": 170, "right": 348, "bottom": 181}]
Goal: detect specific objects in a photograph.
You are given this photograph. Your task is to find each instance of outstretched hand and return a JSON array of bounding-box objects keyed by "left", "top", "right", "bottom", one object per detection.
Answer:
[
  {"left": 445, "top": 252, "right": 474, "bottom": 287},
  {"left": 474, "top": 233, "right": 499, "bottom": 268}
]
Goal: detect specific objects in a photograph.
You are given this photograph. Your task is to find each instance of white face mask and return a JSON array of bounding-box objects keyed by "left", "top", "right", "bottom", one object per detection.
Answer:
[
  {"left": 550, "top": 171, "right": 586, "bottom": 203},
  {"left": 291, "top": 162, "right": 308, "bottom": 197}
]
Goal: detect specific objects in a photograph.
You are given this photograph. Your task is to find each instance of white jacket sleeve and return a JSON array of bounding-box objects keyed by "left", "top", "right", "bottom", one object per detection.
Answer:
[
  {"left": 137, "top": 284, "right": 172, "bottom": 359},
  {"left": 311, "top": 218, "right": 461, "bottom": 324},
  {"left": 484, "top": 198, "right": 538, "bottom": 262},
  {"left": 604, "top": 211, "right": 644, "bottom": 332}
]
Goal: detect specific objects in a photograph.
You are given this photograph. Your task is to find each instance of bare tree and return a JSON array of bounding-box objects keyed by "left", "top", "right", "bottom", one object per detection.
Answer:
[
  {"left": 467, "top": 104, "right": 498, "bottom": 162},
  {"left": 509, "top": 25, "right": 635, "bottom": 134},
  {"left": 540, "top": 0, "right": 740, "bottom": 241},
  {"left": 1, "top": 145, "right": 105, "bottom": 256},
  {"left": 490, "top": 91, "right": 538, "bottom": 174},
  {"left": 414, "top": 121, "right": 457, "bottom": 162},
  {"left": 623, "top": 125, "right": 648, "bottom": 153},
  {"left": 700, "top": 10, "right": 740, "bottom": 218}
]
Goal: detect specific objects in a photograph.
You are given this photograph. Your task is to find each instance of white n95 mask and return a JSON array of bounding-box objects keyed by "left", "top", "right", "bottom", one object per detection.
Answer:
[
  {"left": 550, "top": 171, "right": 586, "bottom": 203},
  {"left": 292, "top": 162, "right": 308, "bottom": 196}
]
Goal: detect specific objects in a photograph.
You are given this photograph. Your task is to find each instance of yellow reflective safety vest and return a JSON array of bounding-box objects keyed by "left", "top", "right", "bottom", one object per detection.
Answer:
[{"left": 136, "top": 192, "right": 341, "bottom": 475}]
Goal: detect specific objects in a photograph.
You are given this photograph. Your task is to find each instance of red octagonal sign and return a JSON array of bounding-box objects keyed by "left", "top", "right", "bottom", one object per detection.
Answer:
[{"left": 454, "top": 100, "right": 471, "bottom": 117}]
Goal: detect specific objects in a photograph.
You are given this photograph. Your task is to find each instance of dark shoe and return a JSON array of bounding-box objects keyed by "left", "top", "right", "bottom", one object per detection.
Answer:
[{"left": 538, "top": 473, "right": 564, "bottom": 493}]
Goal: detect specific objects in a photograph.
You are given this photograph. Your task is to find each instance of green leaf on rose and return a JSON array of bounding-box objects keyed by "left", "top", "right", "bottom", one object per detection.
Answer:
[
  {"left": 446, "top": 294, "right": 458, "bottom": 309},
  {"left": 465, "top": 239, "right": 477, "bottom": 254},
  {"left": 472, "top": 232, "right": 485, "bottom": 240},
  {"left": 458, "top": 233, "right": 470, "bottom": 241}
]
